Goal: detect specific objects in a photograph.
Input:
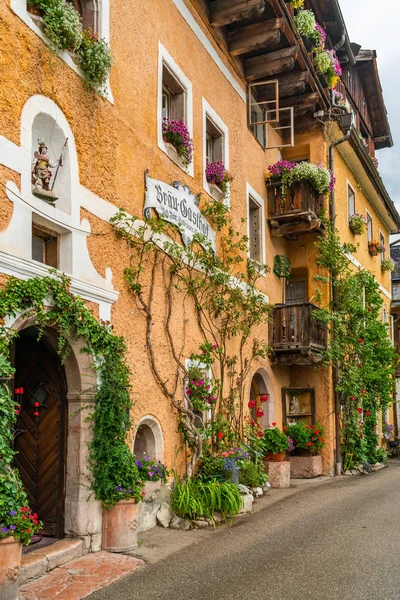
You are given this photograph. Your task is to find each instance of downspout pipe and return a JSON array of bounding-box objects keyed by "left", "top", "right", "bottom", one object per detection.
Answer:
[{"left": 329, "top": 108, "right": 351, "bottom": 477}]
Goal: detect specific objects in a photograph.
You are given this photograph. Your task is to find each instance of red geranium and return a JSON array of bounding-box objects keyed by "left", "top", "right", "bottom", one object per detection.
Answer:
[
  {"left": 248, "top": 400, "right": 256, "bottom": 409},
  {"left": 306, "top": 442, "right": 313, "bottom": 447},
  {"left": 260, "top": 395, "right": 269, "bottom": 403},
  {"left": 256, "top": 408, "right": 264, "bottom": 418},
  {"left": 217, "top": 432, "right": 223, "bottom": 439},
  {"left": 356, "top": 407, "right": 363, "bottom": 414},
  {"left": 365, "top": 410, "right": 371, "bottom": 416}
]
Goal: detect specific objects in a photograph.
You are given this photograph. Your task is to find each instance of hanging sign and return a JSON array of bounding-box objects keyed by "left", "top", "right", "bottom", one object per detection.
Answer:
[{"left": 144, "top": 174, "right": 216, "bottom": 252}]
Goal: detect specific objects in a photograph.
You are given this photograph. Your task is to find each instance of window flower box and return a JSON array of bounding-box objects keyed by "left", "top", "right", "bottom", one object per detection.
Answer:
[
  {"left": 205, "top": 161, "right": 234, "bottom": 202},
  {"left": 208, "top": 182, "right": 225, "bottom": 203},
  {"left": 348, "top": 214, "right": 367, "bottom": 235},
  {"left": 162, "top": 119, "right": 193, "bottom": 167}
]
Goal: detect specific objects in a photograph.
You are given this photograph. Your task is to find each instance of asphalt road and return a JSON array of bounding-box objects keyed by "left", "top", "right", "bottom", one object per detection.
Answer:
[{"left": 89, "top": 462, "right": 400, "bottom": 600}]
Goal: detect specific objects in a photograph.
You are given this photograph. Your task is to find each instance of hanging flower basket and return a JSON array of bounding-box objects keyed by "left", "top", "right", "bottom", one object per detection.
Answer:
[
  {"left": 348, "top": 214, "right": 367, "bottom": 235},
  {"left": 368, "top": 241, "right": 379, "bottom": 256},
  {"left": 381, "top": 258, "right": 396, "bottom": 273}
]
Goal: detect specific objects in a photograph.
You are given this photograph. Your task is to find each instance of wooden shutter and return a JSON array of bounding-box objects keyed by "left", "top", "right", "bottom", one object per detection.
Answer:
[
  {"left": 285, "top": 278, "right": 307, "bottom": 304},
  {"left": 249, "top": 197, "right": 261, "bottom": 262}
]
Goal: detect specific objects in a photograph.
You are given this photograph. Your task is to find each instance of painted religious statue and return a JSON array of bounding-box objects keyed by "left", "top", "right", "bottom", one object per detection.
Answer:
[{"left": 31, "top": 139, "right": 61, "bottom": 203}]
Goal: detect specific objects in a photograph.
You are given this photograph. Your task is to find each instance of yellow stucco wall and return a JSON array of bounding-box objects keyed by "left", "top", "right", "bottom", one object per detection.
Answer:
[{"left": 0, "top": 0, "right": 395, "bottom": 475}]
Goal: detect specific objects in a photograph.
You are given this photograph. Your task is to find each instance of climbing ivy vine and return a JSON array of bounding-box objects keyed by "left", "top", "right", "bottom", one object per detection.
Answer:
[
  {"left": 314, "top": 225, "right": 397, "bottom": 469},
  {"left": 111, "top": 199, "right": 271, "bottom": 474},
  {"left": 0, "top": 273, "right": 141, "bottom": 509}
]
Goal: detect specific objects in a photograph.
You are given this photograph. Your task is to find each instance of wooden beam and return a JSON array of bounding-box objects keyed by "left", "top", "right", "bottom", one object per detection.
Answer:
[
  {"left": 257, "top": 71, "right": 309, "bottom": 100},
  {"left": 279, "top": 92, "right": 320, "bottom": 108},
  {"left": 228, "top": 18, "right": 282, "bottom": 56},
  {"left": 245, "top": 46, "right": 298, "bottom": 81},
  {"left": 210, "top": 0, "right": 265, "bottom": 27},
  {"left": 270, "top": 219, "right": 322, "bottom": 237}
]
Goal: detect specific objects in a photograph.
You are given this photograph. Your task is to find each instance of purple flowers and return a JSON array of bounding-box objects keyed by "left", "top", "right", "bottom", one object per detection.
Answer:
[
  {"left": 135, "top": 460, "right": 143, "bottom": 469},
  {"left": 315, "top": 23, "right": 326, "bottom": 46},
  {"left": 205, "top": 161, "right": 234, "bottom": 196},
  {"left": 287, "top": 437, "right": 295, "bottom": 452},
  {"left": 162, "top": 118, "right": 193, "bottom": 165},
  {"left": 116, "top": 486, "right": 121, "bottom": 491},
  {"left": 9, "top": 511, "right": 16, "bottom": 517},
  {"left": 327, "top": 49, "right": 342, "bottom": 76}
]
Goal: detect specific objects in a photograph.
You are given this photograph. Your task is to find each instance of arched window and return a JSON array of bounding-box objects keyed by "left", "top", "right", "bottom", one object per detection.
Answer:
[{"left": 249, "top": 371, "right": 271, "bottom": 427}]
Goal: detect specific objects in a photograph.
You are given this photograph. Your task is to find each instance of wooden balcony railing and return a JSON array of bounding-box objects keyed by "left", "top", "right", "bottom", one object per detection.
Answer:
[
  {"left": 267, "top": 180, "right": 324, "bottom": 238},
  {"left": 270, "top": 302, "right": 327, "bottom": 365}
]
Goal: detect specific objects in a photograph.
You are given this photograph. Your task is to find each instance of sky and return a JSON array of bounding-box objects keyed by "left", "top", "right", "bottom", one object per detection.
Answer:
[{"left": 339, "top": 0, "right": 400, "bottom": 212}]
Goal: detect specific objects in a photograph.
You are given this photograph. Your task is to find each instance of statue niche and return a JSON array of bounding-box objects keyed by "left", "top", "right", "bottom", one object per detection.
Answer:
[{"left": 31, "top": 138, "right": 67, "bottom": 205}]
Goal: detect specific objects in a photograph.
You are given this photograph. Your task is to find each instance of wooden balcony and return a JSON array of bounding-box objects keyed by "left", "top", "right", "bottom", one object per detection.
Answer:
[
  {"left": 267, "top": 179, "right": 324, "bottom": 238},
  {"left": 270, "top": 302, "right": 327, "bottom": 365}
]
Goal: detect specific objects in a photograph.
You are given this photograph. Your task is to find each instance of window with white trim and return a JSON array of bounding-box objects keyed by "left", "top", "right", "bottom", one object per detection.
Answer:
[
  {"left": 205, "top": 116, "right": 224, "bottom": 164},
  {"left": 249, "top": 90, "right": 266, "bottom": 147},
  {"left": 248, "top": 196, "right": 262, "bottom": 263},
  {"left": 161, "top": 63, "right": 186, "bottom": 123},
  {"left": 366, "top": 211, "right": 373, "bottom": 244},
  {"left": 348, "top": 183, "right": 355, "bottom": 218},
  {"left": 380, "top": 231, "right": 386, "bottom": 261}
]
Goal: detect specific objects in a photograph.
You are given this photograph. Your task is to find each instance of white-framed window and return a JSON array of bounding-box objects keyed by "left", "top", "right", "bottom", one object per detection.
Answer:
[
  {"left": 184, "top": 359, "right": 213, "bottom": 429},
  {"left": 12, "top": 0, "right": 112, "bottom": 102},
  {"left": 249, "top": 89, "right": 266, "bottom": 147},
  {"left": 347, "top": 182, "right": 355, "bottom": 219},
  {"left": 202, "top": 99, "right": 229, "bottom": 204},
  {"left": 158, "top": 43, "right": 193, "bottom": 177},
  {"left": 246, "top": 183, "right": 266, "bottom": 267},
  {"left": 379, "top": 230, "right": 386, "bottom": 261},
  {"left": 366, "top": 210, "right": 373, "bottom": 244}
]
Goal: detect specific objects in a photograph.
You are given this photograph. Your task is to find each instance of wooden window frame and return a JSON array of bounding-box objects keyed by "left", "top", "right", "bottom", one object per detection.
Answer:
[
  {"left": 282, "top": 388, "right": 316, "bottom": 425},
  {"left": 366, "top": 210, "right": 373, "bottom": 244},
  {"left": 379, "top": 230, "right": 386, "bottom": 261},
  {"left": 162, "top": 63, "right": 187, "bottom": 123},
  {"left": 205, "top": 115, "right": 224, "bottom": 164},
  {"left": 32, "top": 225, "right": 59, "bottom": 268},
  {"left": 246, "top": 184, "right": 266, "bottom": 268}
]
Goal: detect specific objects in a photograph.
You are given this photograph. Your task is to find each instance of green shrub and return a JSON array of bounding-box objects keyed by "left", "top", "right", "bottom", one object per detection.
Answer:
[
  {"left": 261, "top": 427, "right": 289, "bottom": 455},
  {"left": 171, "top": 477, "right": 242, "bottom": 521},
  {"left": 238, "top": 461, "right": 268, "bottom": 488}
]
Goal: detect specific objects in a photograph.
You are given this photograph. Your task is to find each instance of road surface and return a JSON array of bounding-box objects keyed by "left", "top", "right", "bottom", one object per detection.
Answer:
[{"left": 89, "top": 462, "right": 400, "bottom": 600}]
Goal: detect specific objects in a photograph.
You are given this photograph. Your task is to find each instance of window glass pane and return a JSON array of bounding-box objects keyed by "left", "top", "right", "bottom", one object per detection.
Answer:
[
  {"left": 348, "top": 186, "right": 355, "bottom": 217},
  {"left": 380, "top": 232, "right": 386, "bottom": 260},
  {"left": 162, "top": 89, "right": 170, "bottom": 120},
  {"left": 206, "top": 134, "right": 213, "bottom": 164},
  {"left": 32, "top": 236, "right": 45, "bottom": 263},
  {"left": 249, "top": 198, "right": 261, "bottom": 262},
  {"left": 367, "top": 214, "right": 373, "bottom": 242}
]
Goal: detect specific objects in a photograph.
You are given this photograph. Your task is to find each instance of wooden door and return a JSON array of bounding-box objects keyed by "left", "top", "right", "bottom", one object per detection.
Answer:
[
  {"left": 285, "top": 278, "right": 307, "bottom": 304},
  {"left": 14, "top": 335, "right": 67, "bottom": 537}
]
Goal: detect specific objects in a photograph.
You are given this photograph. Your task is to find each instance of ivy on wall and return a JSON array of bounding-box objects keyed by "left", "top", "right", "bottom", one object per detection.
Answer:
[
  {"left": 0, "top": 273, "right": 141, "bottom": 509},
  {"left": 313, "top": 225, "right": 397, "bottom": 469}
]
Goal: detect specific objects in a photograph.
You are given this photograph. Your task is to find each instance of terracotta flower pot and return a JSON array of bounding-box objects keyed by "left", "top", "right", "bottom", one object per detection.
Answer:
[
  {"left": 102, "top": 499, "right": 139, "bottom": 553},
  {"left": 0, "top": 536, "right": 22, "bottom": 600},
  {"left": 368, "top": 244, "right": 378, "bottom": 256},
  {"left": 263, "top": 451, "right": 286, "bottom": 462}
]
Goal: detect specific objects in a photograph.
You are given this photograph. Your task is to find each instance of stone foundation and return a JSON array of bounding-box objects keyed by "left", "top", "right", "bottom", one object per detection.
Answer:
[{"left": 138, "top": 482, "right": 172, "bottom": 533}]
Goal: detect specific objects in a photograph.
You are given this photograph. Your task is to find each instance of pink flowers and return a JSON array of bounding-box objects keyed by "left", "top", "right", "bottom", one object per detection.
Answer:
[
  {"left": 327, "top": 49, "right": 342, "bottom": 76},
  {"left": 162, "top": 118, "right": 193, "bottom": 165},
  {"left": 205, "top": 161, "right": 234, "bottom": 195},
  {"left": 315, "top": 22, "right": 326, "bottom": 46},
  {"left": 267, "top": 160, "right": 297, "bottom": 178}
]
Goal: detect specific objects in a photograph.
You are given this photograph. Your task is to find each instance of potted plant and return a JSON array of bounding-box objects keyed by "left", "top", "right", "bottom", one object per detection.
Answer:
[
  {"left": 376, "top": 243, "right": 386, "bottom": 254},
  {"left": 261, "top": 426, "right": 291, "bottom": 488},
  {"left": 162, "top": 118, "right": 194, "bottom": 166},
  {"left": 205, "top": 160, "right": 234, "bottom": 201},
  {"left": 284, "top": 422, "right": 325, "bottom": 478},
  {"left": 368, "top": 240, "right": 380, "bottom": 256},
  {"left": 134, "top": 454, "right": 169, "bottom": 498},
  {"left": 261, "top": 426, "right": 290, "bottom": 461},
  {"left": 102, "top": 483, "right": 144, "bottom": 553},
  {"left": 293, "top": 9, "right": 323, "bottom": 51},
  {"left": 381, "top": 258, "right": 396, "bottom": 273},
  {"left": 348, "top": 214, "right": 367, "bottom": 235}
]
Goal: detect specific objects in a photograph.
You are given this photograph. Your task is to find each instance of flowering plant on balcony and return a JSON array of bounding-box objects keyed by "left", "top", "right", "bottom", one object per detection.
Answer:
[
  {"left": 290, "top": 0, "right": 305, "bottom": 8},
  {"left": 77, "top": 29, "right": 113, "bottom": 93},
  {"left": 205, "top": 160, "right": 234, "bottom": 196},
  {"left": 162, "top": 118, "right": 194, "bottom": 165},
  {"left": 293, "top": 9, "right": 316, "bottom": 39},
  {"left": 371, "top": 156, "right": 379, "bottom": 169},
  {"left": 266, "top": 160, "right": 334, "bottom": 195},
  {"left": 28, "top": 0, "right": 82, "bottom": 52},
  {"left": 348, "top": 214, "right": 367, "bottom": 235},
  {"left": 314, "top": 48, "right": 342, "bottom": 88},
  {"left": 333, "top": 90, "right": 346, "bottom": 107},
  {"left": 381, "top": 258, "right": 396, "bottom": 273}
]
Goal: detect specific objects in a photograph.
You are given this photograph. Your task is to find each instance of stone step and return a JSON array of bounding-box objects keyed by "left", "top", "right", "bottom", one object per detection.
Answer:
[{"left": 18, "top": 538, "right": 85, "bottom": 585}]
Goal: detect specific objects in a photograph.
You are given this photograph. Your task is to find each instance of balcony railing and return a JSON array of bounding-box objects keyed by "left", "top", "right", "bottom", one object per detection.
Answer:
[
  {"left": 267, "top": 180, "right": 324, "bottom": 238},
  {"left": 270, "top": 302, "right": 327, "bottom": 365}
]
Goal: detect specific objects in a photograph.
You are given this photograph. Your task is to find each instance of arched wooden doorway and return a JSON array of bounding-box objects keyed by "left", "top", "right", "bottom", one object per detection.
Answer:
[{"left": 13, "top": 327, "right": 67, "bottom": 538}]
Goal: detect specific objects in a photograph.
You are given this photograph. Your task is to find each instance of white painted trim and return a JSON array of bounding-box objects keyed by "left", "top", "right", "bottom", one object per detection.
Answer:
[
  {"left": 347, "top": 180, "right": 356, "bottom": 220},
  {"left": 0, "top": 249, "right": 118, "bottom": 321},
  {"left": 184, "top": 358, "right": 212, "bottom": 423},
  {"left": 366, "top": 208, "right": 373, "bottom": 245},
  {"left": 202, "top": 98, "right": 229, "bottom": 205},
  {"left": 378, "top": 228, "right": 386, "bottom": 262},
  {"left": 10, "top": 0, "right": 113, "bottom": 103},
  {"left": 157, "top": 42, "right": 194, "bottom": 178},
  {"left": 246, "top": 182, "right": 266, "bottom": 270},
  {"left": 346, "top": 252, "right": 391, "bottom": 300},
  {"left": 171, "top": 0, "right": 246, "bottom": 102}
]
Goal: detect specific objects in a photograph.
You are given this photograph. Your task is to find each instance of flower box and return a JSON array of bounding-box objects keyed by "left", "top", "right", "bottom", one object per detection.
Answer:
[
  {"left": 263, "top": 461, "right": 290, "bottom": 488},
  {"left": 348, "top": 215, "right": 366, "bottom": 235},
  {"left": 289, "top": 455, "right": 323, "bottom": 479},
  {"left": 208, "top": 182, "right": 225, "bottom": 203},
  {"left": 263, "top": 451, "right": 286, "bottom": 462},
  {"left": 102, "top": 499, "right": 139, "bottom": 553},
  {"left": 163, "top": 140, "right": 187, "bottom": 171},
  {"left": 0, "top": 537, "right": 22, "bottom": 600}
]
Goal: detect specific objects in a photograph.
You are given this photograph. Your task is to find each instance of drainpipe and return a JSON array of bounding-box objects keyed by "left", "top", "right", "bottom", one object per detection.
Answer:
[{"left": 329, "top": 109, "right": 352, "bottom": 476}]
